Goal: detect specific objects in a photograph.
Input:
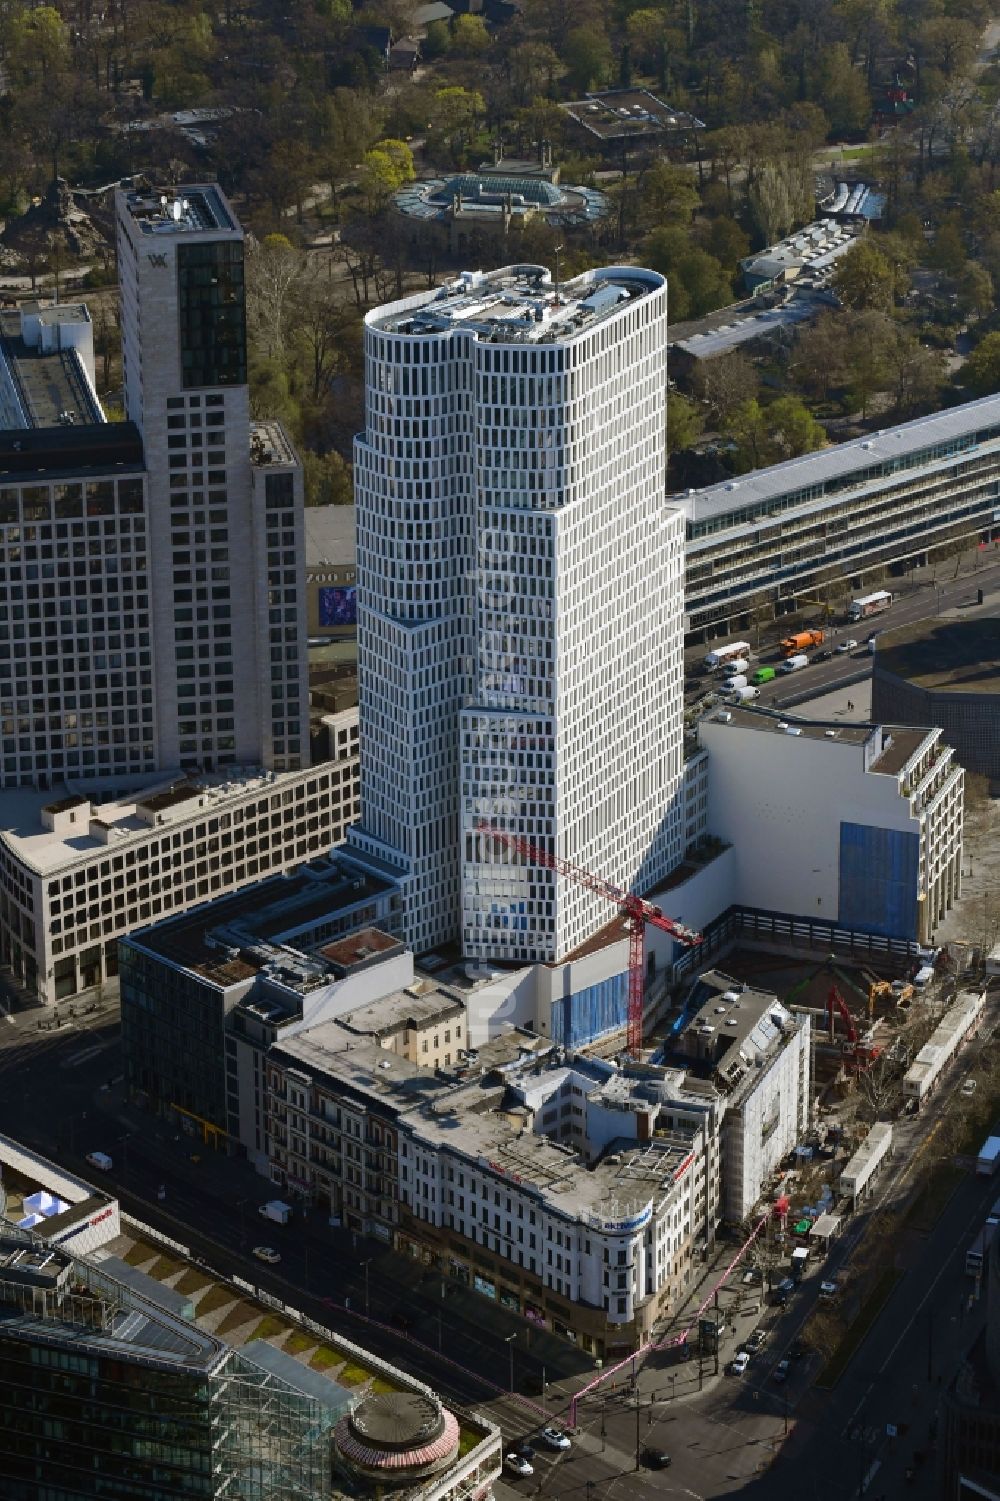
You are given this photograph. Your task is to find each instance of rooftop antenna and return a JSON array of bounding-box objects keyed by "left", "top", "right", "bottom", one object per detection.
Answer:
[{"left": 553, "top": 242, "right": 564, "bottom": 305}]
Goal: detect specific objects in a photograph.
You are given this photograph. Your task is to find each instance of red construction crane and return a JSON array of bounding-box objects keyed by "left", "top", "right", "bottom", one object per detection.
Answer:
[
  {"left": 826, "top": 985, "right": 858, "bottom": 1048},
  {"left": 827, "top": 985, "right": 882, "bottom": 1069},
  {"left": 476, "top": 825, "right": 702, "bottom": 1055}
]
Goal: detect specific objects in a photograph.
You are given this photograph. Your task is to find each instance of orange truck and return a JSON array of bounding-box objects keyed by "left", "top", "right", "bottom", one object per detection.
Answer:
[{"left": 780, "top": 628, "right": 824, "bottom": 655}]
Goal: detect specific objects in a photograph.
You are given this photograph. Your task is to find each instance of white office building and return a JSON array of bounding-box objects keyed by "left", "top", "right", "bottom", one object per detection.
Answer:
[
  {"left": 673, "top": 971, "right": 812, "bottom": 1223},
  {"left": 0, "top": 183, "right": 353, "bottom": 1004},
  {"left": 351, "top": 265, "right": 685, "bottom": 959},
  {"left": 116, "top": 182, "right": 308, "bottom": 776},
  {"left": 679, "top": 396, "right": 1000, "bottom": 642},
  {"left": 0, "top": 742, "right": 361, "bottom": 1006},
  {"left": 697, "top": 707, "right": 964, "bottom": 944}
]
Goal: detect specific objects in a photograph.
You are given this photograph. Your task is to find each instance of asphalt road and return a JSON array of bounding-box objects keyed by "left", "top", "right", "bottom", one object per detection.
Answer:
[{"left": 683, "top": 548, "right": 1000, "bottom": 715}]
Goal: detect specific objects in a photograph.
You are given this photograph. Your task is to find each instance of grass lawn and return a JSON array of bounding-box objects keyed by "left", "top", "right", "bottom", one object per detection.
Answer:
[
  {"left": 174, "top": 1267, "right": 214, "bottom": 1296},
  {"left": 146, "top": 1255, "right": 184, "bottom": 1281},
  {"left": 246, "top": 1315, "right": 291, "bottom": 1343},
  {"left": 309, "top": 1346, "right": 341, "bottom": 1371},
  {"left": 335, "top": 1360, "right": 374, "bottom": 1386},
  {"left": 216, "top": 1301, "right": 260, "bottom": 1336},
  {"left": 815, "top": 1268, "right": 902, "bottom": 1389},
  {"left": 123, "top": 1241, "right": 156, "bottom": 1267},
  {"left": 196, "top": 1283, "right": 238, "bottom": 1317},
  {"left": 458, "top": 1428, "right": 482, "bottom": 1458},
  {"left": 284, "top": 1330, "right": 316, "bottom": 1355},
  {"left": 369, "top": 1375, "right": 403, "bottom": 1395}
]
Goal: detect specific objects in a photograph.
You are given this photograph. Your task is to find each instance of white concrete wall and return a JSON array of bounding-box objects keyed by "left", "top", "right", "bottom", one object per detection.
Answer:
[
  {"left": 699, "top": 719, "right": 917, "bottom": 923},
  {"left": 278, "top": 951, "right": 417, "bottom": 1042},
  {"left": 645, "top": 848, "right": 739, "bottom": 973},
  {"left": 463, "top": 966, "right": 539, "bottom": 1046},
  {"left": 0, "top": 1133, "right": 121, "bottom": 1251}
]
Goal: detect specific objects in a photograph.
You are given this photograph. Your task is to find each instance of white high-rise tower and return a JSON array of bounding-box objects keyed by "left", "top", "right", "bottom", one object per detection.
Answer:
[
  {"left": 351, "top": 265, "right": 684, "bottom": 959},
  {"left": 116, "top": 183, "right": 308, "bottom": 776}
]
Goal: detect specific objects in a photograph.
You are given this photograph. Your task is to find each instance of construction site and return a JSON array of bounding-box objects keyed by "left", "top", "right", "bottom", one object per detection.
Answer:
[{"left": 717, "top": 950, "right": 920, "bottom": 1089}]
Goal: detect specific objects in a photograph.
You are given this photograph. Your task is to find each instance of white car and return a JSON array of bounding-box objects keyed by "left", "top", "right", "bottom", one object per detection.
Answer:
[
  {"left": 252, "top": 1245, "right": 281, "bottom": 1265},
  {"left": 962, "top": 1079, "right": 978, "bottom": 1096},
  {"left": 505, "top": 1454, "right": 534, "bottom": 1477},
  {"left": 819, "top": 1280, "right": 839, "bottom": 1298},
  {"left": 731, "top": 1350, "right": 750, "bottom": 1375},
  {"left": 836, "top": 638, "right": 858, "bottom": 653},
  {"left": 540, "top": 1427, "right": 571, "bottom": 1451}
]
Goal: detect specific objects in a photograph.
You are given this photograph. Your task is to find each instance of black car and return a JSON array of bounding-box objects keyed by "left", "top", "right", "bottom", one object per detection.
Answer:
[
  {"left": 640, "top": 1448, "right": 672, "bottom": 1470},
  {"left": 516, "top": 1442, "right": 535, "bottom": 1459},
  {"left": 814, "top": 648, "right": 833, "bottom": 662},
  {"left": 788, "top": 1338, "right": 808, "bottom": 1360}
]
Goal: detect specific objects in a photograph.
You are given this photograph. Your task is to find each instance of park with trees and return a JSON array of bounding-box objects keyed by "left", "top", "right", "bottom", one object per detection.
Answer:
[{"left": 2, "top": 0, "right": 1000, "bottom": 492}]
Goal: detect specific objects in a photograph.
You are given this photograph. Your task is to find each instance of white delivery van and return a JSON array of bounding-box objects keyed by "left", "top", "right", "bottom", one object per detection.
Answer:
[
  {"left": 730, "top": 685, "right": 760, "bottom": 702},
  {"left": 259, "top": 1200, "right": 293, "bottom": 1225},
  {"left": 779, "top": 653, "right": 809, "bottom": 673},
  {"left": 721, "top": 674, "right": 748, "bottom": 692},
  {"left": 85, "top": 1151, "right": 113, "bottom": 1172}
]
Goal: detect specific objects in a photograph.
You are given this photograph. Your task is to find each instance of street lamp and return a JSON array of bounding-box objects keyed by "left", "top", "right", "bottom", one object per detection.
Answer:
[
  {"left": 360, "top": 1258, "right": 372, "bottom": 1319},
  {"left": 504, "top": 1333, "right": 516, "bottom": 1393}
]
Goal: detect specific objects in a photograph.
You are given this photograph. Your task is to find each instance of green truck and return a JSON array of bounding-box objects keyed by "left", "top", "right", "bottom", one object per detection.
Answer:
[{"left": 751, "top": 667, "right": 776, "bottom": 685}]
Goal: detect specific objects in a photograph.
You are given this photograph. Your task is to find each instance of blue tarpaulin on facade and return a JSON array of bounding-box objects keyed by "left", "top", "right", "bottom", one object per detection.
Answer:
[
  {"left": 838, "top": 822, "right": 919, "bottom": 940},
  {"left": 552, "top": 972, "right": 629, "bottom": 1048}
]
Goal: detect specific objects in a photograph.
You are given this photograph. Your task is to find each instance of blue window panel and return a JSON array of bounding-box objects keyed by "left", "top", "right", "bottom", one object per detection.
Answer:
[{"left": 838, "top": 822, "right": 919, "bottom": 941}]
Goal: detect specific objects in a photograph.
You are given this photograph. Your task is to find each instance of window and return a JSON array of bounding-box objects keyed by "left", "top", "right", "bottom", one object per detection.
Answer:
[{"left": 176, "top": 240, "right": 247, "bottom": 388}]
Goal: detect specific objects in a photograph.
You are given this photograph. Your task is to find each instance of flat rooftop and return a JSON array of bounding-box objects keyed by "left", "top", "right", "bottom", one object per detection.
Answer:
[
  {"left": 670, "top": 295, "right": 822, "bottom": 360},
  {"left": 272, "top": 1028, "right": 454, "bottom": 1108},
  {"left": 120, "top": 183, "right": 237, "bottom": 236},
  {"left": 0, "top": 767, "right": 313, "bottom": 877},
  {"left": 561, "top": 88, "right": 704, "bottom": 138},
  {"left": 130, "top": 855, "right": 395, "bottom": 981},
  {"left": 411, "top": 1098, "right": 695, "bottom": 1222},
  {"left": 875, "top": 614, "right": 1000, "bottom": 696},
  {"left": 0, "top": 421, "right": 142, "bottom": 478},
  {"left": 0, "top": 307, "right": 102, "bottom": 430},
  {"left": 702, "top": 704, "right": 874, "bottom": 746},
  {"left": 250, "top": 419, "right": 296, "bottom": 467},
  {"left": 675, "top": 392, "right": 1000, "bottom": 532},
  {"left": 371, "top": 265, "right": 662, "bottom": 343},
  {"left": 319, "top": 927, "right": 400, "bottom": 969},
  {"left": 868, "top": 726, "right": 936, "bottom": 776},
  {"left": 305, "top": 503, "right": 356, "bottom": 568},
  {"left": 340, "top": 983, "right": 464, "bottom": 1038}
]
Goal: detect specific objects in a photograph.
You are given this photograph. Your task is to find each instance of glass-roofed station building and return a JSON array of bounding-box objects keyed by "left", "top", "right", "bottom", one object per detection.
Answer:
[
  {"left": 677, "top": 394, "right": 1000, "bottom": 642},
  {"left": 0, "top": 1225, "right": 349, "bottom": 1500},
  {"left": 394, "top": 148, "right": 608, "bottom": 257}
]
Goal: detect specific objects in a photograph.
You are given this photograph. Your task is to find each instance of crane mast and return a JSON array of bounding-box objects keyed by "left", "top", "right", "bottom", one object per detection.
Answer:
[{"left": 476, "top": 825, "right": 702, "bottom": 1054}]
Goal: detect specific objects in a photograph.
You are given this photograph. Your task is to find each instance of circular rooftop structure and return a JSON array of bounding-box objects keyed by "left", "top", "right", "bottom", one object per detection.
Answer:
[
  {"left": 335, "top": 1392, "right": 460, "bottom": 1486},
  {"left": 396, "top": 171, "right": 608, "bottom": 230},
  {"left": 872, "top": 614, "right": 1000, "bottom": 779}
]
